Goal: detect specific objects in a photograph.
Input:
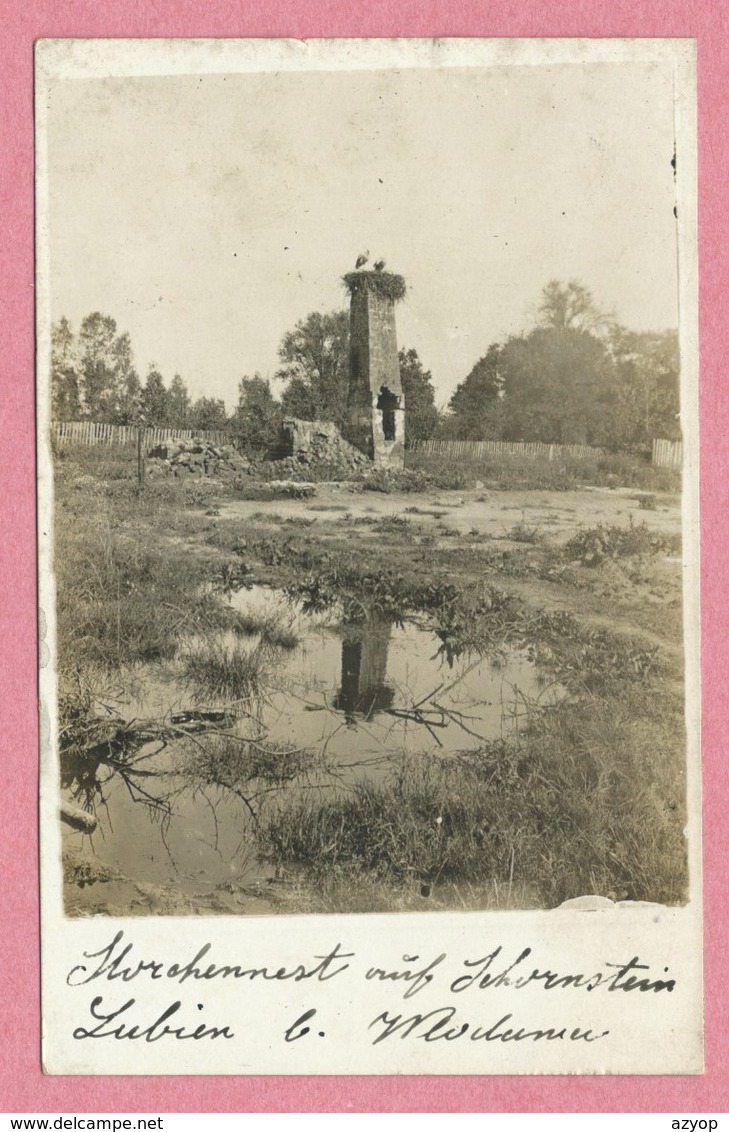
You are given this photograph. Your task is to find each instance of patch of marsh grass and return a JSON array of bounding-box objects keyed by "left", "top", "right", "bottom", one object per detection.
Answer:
[
  {"left": 183, "top": 638, "right": 273, "bottom": 704},
  {"left": 257, "top": 683, "right": 687, "bottom": 908},
  {"left": 233, "top": 609, "right": 299, "bottom": 650}
]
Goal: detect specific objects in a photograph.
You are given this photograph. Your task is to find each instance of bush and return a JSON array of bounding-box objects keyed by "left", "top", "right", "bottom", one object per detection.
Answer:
[
  {"left": 564, "top": 521, "right": 681, "bottom": 566},
  {"left": 358, "top": 467, "right": 434, "bottom": 493}
]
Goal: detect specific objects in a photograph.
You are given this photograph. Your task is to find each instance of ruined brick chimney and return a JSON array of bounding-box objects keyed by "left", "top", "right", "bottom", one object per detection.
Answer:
[{"left": 344, "top": 269, "right": 406, "bottom": 469}]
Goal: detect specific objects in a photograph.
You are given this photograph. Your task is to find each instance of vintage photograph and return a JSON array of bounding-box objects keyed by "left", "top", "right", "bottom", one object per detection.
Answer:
[{"left": 39, "top": 40, "right": 696, "bottom": 924}]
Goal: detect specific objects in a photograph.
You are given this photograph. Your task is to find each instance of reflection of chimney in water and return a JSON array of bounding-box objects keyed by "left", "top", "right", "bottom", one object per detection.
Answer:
[{"left": 333, "top": 615, "right": 395, "bottom": 720}]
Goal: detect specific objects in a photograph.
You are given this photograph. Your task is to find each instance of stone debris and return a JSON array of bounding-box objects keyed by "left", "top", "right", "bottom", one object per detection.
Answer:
[
  {"left": 261, "top": 418, "right": 370, "bottom": 481},
  {"left": 146, "top": 438, "right": 252, "bottom": 481},
  {"left": 145, "top": 420, "right": 372, "bottom": 485}
]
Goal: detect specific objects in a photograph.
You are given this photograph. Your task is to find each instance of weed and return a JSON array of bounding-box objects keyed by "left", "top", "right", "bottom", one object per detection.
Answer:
[
  {"left": 55, "top": 513, "right": 225, "bottom": 670},
  {"left": 373, "top": 514, "right": 413, "bottom": 535},
  {"left": 507, "top": 514, "right": 542, "bottom": 544},
  {"left": 358, "top": 467, "right": 435, "bottom": 494},
  {"left": 565, "top": 521, "right": 681, "bottom": 565}
]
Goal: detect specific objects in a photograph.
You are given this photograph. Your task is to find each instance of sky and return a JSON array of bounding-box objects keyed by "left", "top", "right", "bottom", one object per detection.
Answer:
[{"left": 45, "top": 59, "right": 680, "bottom": 409}]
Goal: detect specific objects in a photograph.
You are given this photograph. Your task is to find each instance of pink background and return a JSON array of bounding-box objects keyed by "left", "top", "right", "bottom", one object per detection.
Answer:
[{"left": 3, "top": 1, "right": 726, "bottom": 1113}]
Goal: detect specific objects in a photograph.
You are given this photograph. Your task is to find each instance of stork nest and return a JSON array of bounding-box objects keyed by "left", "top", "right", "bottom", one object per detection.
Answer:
[{"left": 343, "top": 271, "right": 407, "bottom": 302}]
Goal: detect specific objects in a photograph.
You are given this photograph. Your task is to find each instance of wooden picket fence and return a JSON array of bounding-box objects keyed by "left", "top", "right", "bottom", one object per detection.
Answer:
[
  {"left": 51, "top": 420, "right": 231, "bottom": 448},
  {"left": 408, "top": 438, "right": 603, "bottom": 461},
  {"left": 652, "top": 438, "right": 683, "bottom": 469},
  {"left": 51, "top": 421, "right": 683, "bottom": 468}
]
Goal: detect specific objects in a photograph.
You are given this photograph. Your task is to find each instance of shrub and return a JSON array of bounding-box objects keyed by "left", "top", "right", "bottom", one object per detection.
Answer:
[
  {"left": 507, "top": 515, "right": 542, "bottom": 544},
  {"left": 564, "top": 521, "right": 681, "bottom": 565}
]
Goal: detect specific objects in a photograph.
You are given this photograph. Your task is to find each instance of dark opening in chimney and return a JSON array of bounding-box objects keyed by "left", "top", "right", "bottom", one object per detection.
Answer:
[{"left": 377, "top": 386, "right": 399, "bottom": 441}]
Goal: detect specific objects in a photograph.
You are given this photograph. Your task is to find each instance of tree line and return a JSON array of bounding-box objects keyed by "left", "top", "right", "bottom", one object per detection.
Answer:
[
  {"left": 51, "top": 281, "right": 680, "bottom": 454},
  {"left": 50, "top": 309, "right": 440, "bottom": 449},
  {"left": 51, "top": 313, "right": 230, "bottom": 432},
  {"left": 444, "top": 281, "right": 680, "bottom": 451}
]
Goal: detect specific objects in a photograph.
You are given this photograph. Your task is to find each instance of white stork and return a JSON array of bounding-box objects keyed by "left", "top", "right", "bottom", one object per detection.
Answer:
[{"left": 355, "top": 251, "right": 369, "bottom": 269}]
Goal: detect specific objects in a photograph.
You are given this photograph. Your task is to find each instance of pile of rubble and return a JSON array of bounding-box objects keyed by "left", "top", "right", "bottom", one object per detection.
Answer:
[
  {"left": 145, "top": 419, "right": 372, "bottom": 485},
  {"left": 147, "top": 438, "right": 252, "bottom": 481},
  {"left": 262, "top": 418, "right": 370, "bottom": 481}
]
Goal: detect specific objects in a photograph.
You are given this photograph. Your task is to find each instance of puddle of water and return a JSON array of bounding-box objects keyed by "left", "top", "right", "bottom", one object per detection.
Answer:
[
  {"left": 225, "top": 585, "right": 553, "bottom": 764},
  {"left": 62, "top": 585, "right": 560, "bottom": 902}
]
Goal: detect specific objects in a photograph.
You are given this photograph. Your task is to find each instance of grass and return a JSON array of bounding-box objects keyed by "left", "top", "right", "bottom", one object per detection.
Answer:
[
  {"left": 257, "top": 681, "right": 686, "bottom": 908},
  {"left": 183, "top": 637, "right": 273, "bottom": 704},
  {"left": 53, "top": 446, "right": 244, "bottom": 751},
  {"left": 404, "top": 449, "right": 681, "bottom": 493},
  {"left": 55, "top": 509, "right": 226, "bottom": 671},
  {"left": 53, "top": 441, "right": 140, "bottom": 482},
  {"left": 233, "top": 608, "right": 299, "bottom": 649}
]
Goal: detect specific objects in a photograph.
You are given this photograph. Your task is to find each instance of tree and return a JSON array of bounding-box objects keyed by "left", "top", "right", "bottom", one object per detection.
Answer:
[
  {"left": 537, "top": 279, "right": 611, "bottom": 334},
  {"left": 446, "top": 345, "right": 505, "bottom": 439},
  {"left": 111, "top": 332, "right": 141, "bottom": 424},
  {"left": 498, "top": 326, "right": 615, "bottom": 444},
  {"left": 167, "top": 374, "right": 191, "bottom": 428},
  {"left": 398, "top": 349, "right": 439, "bottom": 443},
  {"left": 441, "top": 281, "right": 678, "bottom": 449},
  {"left": 608, "top": 327, "right": 680, "bottom": 449},
  {"left": 277, "top": 310, "right": 350, "bottom": 428},
  {"left": 189, "top": 396, "right": 229, "bottom": 431},
  {"left": 231, "top": 375, "right": 283, "bottom": 453},
  {"left": 78, "top": 313, "right": 118, "bottom": 419},
  {"left": 51, "top": 317, "right": 81, "bottom": 420},
  {"left": 140, "top": 365, "right": 169, "bottom": 426}
]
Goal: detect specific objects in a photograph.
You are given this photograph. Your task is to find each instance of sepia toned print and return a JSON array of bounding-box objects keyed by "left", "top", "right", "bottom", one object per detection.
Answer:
[{"left": 37, "top": 38, "right": 701, "bottom": 1075}]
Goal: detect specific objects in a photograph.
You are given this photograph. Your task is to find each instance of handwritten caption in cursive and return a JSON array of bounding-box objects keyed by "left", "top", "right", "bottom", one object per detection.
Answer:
[{"left": 66, "top": 931, "right": 675, "bottom": 1047}]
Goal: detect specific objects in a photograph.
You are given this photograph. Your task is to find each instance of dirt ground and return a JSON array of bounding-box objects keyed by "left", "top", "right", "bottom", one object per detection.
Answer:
[
  {"left": 217, "top": 483, "right": 684, "bottom": 649},
  {"left": 218, "top": 482, "right": 682, "bottom": 545}
]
